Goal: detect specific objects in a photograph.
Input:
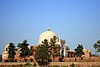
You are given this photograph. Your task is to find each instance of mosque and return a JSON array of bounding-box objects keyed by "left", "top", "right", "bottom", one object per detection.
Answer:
[
  {"left": 38, "top": 28, "right": 68, "bottom": 57},
  {"left": 2, "top": 28, "right": 90, "bottom": 62}
]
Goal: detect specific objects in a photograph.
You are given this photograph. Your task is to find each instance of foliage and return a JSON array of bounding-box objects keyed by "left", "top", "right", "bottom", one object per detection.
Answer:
[
  {"left": 35, "top": 36, "right": 60, "bottom": 65},
  {"left": 17, "top": 40, "right": 29, "bottom": 59},
  {"left": 33, "top": 63, "right": 36, "bottom": 66},
  {"left": 35, "top": 39, "right": 50, "bottom": 66},
  {"left": 93, "top": 40, "right": 100, "bottom": 53},
  {"left": 30, "top": 58, "right": 33, "bottom": 62},
  {"left": 59, "top": 57, "right": 63, "bottom": 62},
  {"left": 66, "top": 46, "right": 70, "bottom": 50},
  {"left": 74, "top": 44, "right": 84, "bottom": 57},
  {"left": 70, "top": 63, "right": 75, "bottom": 67},
  {"left": 8, "top": 42, "right": 16, "bottom": 62},
  {"left": 49, "top": 36, "right": 60, "bottom": 59},
  {"left": 42, "top": 39, "right": 49, "bottom": 46},
  {"left": 25, "top": 62, "right": 31, "bottom": 66}
]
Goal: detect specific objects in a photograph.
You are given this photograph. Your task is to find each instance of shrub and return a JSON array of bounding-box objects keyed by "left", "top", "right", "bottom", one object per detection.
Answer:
[
  {"left": 33, "top": 63, "right": 36, "bottom": 66},
  {"left": 59, "top": 58, "right": 63, "bottom": 62},
  {"left": 30, "top": 58, "right": 33, "bottom": 62},
  {"left": 25, "top": 62, "right": 31, "bottom": 66},
  {"left": 25, "top": 59, "right": 27, "bottom": 62},
  {"left": 70, "top": 63, "right": 75, "bottom": 67}
]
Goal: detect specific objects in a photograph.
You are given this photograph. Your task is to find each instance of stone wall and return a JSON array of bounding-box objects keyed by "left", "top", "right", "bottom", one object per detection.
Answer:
[
  {"left": 0, "top": 62, "right": 100, "bottom": 67},
  {"left": 48, "top": 62, "right": 100, "bottom": 66},
  {"left": 64, "top": 57, "right": 100, "bottom": 62}
]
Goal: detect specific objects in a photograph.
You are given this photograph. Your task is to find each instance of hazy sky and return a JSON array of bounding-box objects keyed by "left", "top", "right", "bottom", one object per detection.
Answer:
[{"left": 0, "top": 0, "right": 100, "bottom": 54}]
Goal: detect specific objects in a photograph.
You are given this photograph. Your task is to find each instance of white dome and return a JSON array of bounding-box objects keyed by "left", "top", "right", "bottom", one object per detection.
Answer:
[
  {"left": 3, "top": 44, "right": 9, "bottom": 51},
  {"left": 38, "top": 29, "right": 59, "bottom": 45}
]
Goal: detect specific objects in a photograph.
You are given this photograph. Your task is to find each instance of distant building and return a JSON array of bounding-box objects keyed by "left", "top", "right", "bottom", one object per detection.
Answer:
[
  {"left": 2, "top": 44, "right": 9, "bottom": 62},
  {"left": 2, "top": 28, "right": 91, "bottom": 62},
  {"left": 38, "top": 28, "right": 67, "bottom": 57},
  {"left": 82, "top": 48, "right": 91, "bottom": 58}
]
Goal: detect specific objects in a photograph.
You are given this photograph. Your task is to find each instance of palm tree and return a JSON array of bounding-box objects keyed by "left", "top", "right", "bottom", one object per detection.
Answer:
[
  {"left": 93, "top": 43, "right": 98, "bottom": 55},
  {"left": 74, "top": 44, "right": 84, "bottom": 57},
  {"left": 93, "top": 40, "right": 100, "bottom": 55},
  {"left": 17, "top": 40, "right": 29, "bottom": 61},
  {"left": 97, "top": 40, "right": 100, "bottom": 52},
  {"left": 8, "top": 42, "right": 16, "bottom": 62}
]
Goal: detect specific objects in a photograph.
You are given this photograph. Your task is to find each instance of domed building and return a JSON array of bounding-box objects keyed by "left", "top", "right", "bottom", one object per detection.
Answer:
[
  {"left": 37, "top": 28, "right": 67, "bottom": 57},
  {"left": 2, "top": 44, "right": 9, "bottom": 62},
  {"left": 38, "top": 28, "right": 59, "bottom": 45},
  {"left": 2, "top": 28, "right": 68, "bottom": 62}
]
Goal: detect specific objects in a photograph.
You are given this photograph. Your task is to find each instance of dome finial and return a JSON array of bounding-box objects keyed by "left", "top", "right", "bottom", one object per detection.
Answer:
[{"left": 47, "top": 28, "right": 50, "bottom": 31}]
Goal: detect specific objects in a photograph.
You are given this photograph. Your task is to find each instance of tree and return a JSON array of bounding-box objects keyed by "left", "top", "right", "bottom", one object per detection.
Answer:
[
  {"left": 35, "top": 39, "right": 50, "bottom": 66},
  {"left": 35, "top": 36, "right": 60, "bottom": 65},
  {"left": 96, "top": 40, "right": 100, "bottom": 52},
  {"left": 66, "top": 46, "right": 70, "bottom": 50},
  {"left": 93, "top": 43, "right": 98, "bottom": 55},
  {"left": 17, "top": 40, "right": 29, "bottom": 61},
  {"left": 93, "top": 40, "right": 100, "bottom": 55},
  {"left": 8, "top": 42, "right": 16, "bottom": 62},
  {"left": 49, "top": 36, "right": 60, "bottom": 61},
  {"left": 74, "top": 44, "right": 84, "bottom": 57}
]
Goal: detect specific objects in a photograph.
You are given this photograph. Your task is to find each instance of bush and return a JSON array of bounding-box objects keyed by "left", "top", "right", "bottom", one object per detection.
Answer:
[
  {"left": 25, "top": 59, "right": 27, "bottom": 62},
  {"left": 25, "top": 62, "right": 31, "bottom": 66},
  {"left": 33, "top": 63, "right": 36, "bottom": 66},
  {"left": 70, "top": 63, "right": 75, "bottom": 67},
  {"left": 30, "top": 58, "right": 33, "bottom": 62},
  {"left": 48, "top": 59, "right": 52, "bottom": 62},
  {"left": 59, "top": 58, "right": 63, "bottom": 62}
]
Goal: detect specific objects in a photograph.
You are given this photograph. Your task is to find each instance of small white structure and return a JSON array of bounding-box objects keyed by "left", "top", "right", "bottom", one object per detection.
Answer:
[
  {"left": 82, "top": 48, "right": 91, "bottom": 58},
  {"left": 2, "top": 44, "right": 9, "bottom": 61}
]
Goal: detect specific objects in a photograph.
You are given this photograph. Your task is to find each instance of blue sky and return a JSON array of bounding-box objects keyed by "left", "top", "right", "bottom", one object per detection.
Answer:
[{"left": 0, "top": 0, "right": 100, "bottom": 55}]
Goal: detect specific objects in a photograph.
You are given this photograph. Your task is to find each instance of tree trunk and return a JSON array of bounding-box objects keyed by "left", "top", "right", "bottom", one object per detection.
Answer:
[{"left": 95, "top": 48, "right": 96, "bottom": 56}]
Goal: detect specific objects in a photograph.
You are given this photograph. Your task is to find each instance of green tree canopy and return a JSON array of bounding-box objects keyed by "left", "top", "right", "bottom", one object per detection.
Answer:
[
  {"left": 74, "top": 44, "right": 84, "bottom": 57},
  {"left": 93, "top": 40, "right": 100, "bottom": 53},
  {"left": 35, "top": 39, "right": 50, "bottom": 66},
  {"left": 97, "top": 40, "right": 100, "bottom": 52},
  {"left": 49, "top": 36, "right": 60, "bottom": 62},
  {"left": 8, "top": 42, "right": 16, "bottom": 62},
  {"left": 17, "top": 40, "right": 29, "bottom": 59},
  {"left": 35, "top": 36, "right": 60, "bottom": 64},
  {"left": 50, "top": 36, "right": 60, "bottom": 58},
  {"left": 66, "top": 46, "right": 70, "bottom": 50}
]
